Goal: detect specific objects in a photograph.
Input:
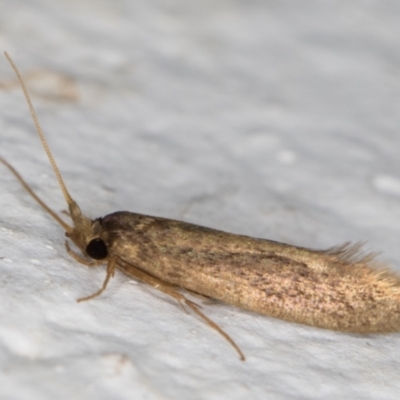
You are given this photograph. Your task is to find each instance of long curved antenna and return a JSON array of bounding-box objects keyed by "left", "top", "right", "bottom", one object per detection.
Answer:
[
  {"left": 4, "top": 52, "right": 74, "bottom": 208},
  {"left": 0, "top": 156, "right": 71, "bottom": 231}
]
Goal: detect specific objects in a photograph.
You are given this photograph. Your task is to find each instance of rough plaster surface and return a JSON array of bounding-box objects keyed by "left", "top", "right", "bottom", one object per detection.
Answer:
[{"left": 1, "top": 1, "right": 400, "bottom": 399}]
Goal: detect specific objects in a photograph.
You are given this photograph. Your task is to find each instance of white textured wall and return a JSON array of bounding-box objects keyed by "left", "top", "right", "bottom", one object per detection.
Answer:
[{"left": 1, "top": 1, "right": 400, "bottom": 399}]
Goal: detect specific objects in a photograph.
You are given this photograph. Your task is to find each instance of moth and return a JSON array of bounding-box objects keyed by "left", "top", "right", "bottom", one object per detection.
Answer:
[{"left": 2, "top": 52, "right": 400, "bottom": 361}]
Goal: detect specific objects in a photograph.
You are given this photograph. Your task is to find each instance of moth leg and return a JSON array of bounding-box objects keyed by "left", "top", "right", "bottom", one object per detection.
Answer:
[
  {"left": 77, "top": 257, "right": 116, "bottom": 302},
  {"left": 182, "top": 288, "right": 218, "bottom": 304},
  {"left": 116, "top": 259, "right": 245, "bottom": 361},
  {"left": 65, "top": 241, "right": 103, "bottom": 267}
]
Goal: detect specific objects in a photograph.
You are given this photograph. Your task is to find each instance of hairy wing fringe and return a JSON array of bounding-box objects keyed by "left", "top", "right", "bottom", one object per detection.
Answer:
[{"left": 323, "top": 242, "right": 400, "bottom": 288}]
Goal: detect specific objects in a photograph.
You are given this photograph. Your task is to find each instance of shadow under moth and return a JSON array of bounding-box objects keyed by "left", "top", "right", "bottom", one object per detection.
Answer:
[{"left": 1, "top": 52, "right": 400, "bottom": 361}]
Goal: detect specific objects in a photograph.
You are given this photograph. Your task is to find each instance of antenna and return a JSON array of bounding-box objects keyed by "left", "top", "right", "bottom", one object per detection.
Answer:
[
  {"left": 4, "top": 52, "right": 74, "bottom": 208},
  {"left": 0, "top": 155, "right": 71, "bottom": 231}
]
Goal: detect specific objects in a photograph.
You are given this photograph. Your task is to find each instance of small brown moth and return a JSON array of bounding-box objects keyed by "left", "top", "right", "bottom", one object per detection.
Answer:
[{"left": 2, "top": 52, "right": 400, "bottom": 361}]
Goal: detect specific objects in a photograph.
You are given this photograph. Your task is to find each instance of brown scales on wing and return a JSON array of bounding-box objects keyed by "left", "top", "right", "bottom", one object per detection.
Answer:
[{"left": 100, "top": 211, "right": 400, "bottom": 334}]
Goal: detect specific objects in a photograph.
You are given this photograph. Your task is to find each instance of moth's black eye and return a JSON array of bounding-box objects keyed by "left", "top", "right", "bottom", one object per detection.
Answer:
[{"left": 86, "top": 238, "right": 108, "bottom": 260}]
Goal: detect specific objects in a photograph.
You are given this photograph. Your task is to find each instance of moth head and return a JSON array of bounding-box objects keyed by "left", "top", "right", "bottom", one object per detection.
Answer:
[
  {"left": 84, "top": 219, "right": 108, "bottom": 260},
  {"left": 67, "top": 205, "right": 108, "bottom": 260},
  {"left": 86, "top": 238, "right": 108, "bottom": 260}
]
